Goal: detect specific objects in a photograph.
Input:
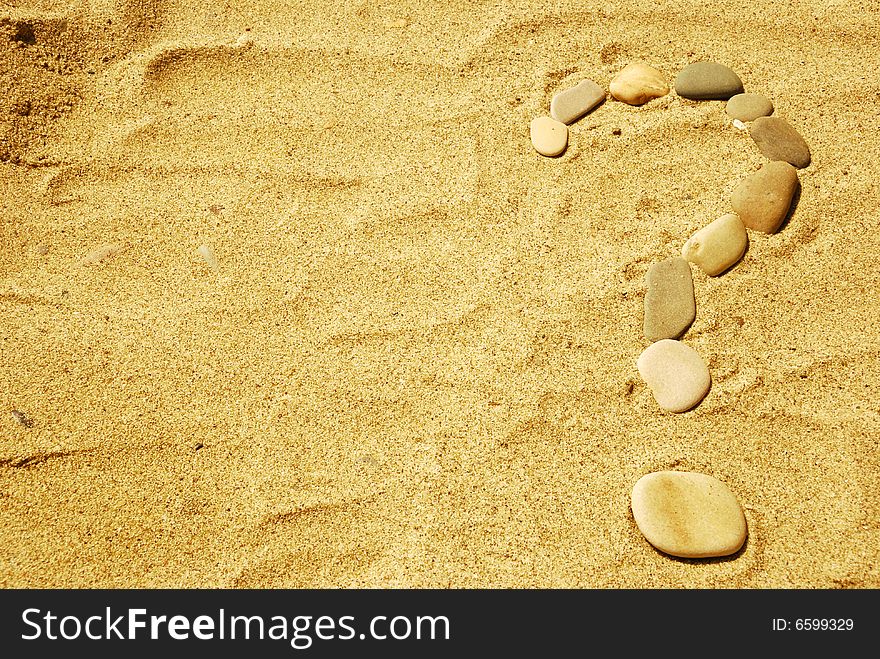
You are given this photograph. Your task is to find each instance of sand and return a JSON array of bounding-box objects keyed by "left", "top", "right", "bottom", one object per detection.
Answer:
[{"left": 1, "top": 0, "right": 878, "bottom": 588}]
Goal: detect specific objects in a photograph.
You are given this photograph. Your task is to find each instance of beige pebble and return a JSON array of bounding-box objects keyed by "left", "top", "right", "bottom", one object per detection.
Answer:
[
  {"left": 731, "top": 161, "right": 799, "bottom": 234},
  {"left": 631, "top": 471, "right": 747, "bottom": 558},
  {"left": 637, "top": 339, "right": 710, "bottom": 413},
  {"left": 682, "top": 213, "right": 748, "bottom": 276},
  {"left": 549, "top": 79, "right": 605, "bottom": 124},
  {"left": 197, "top": 244, "right": 219, "bottom": 272},
  {"left": 610, "top": 62, "right": 669, "bottom": 105},
  {"left": 726, "top": 93, "right": 773, "bottom": 121},
  {"left": 529, "top": 116, "right": 568, "bottom": 157},
  {"left": 35, "top": 244, "right": 49, "bottom": 256},
  {"left": 81, "top": 243, "right": 121, "bottom": 264},
  {"left": 749, "top": 116, "right": 811, "bottom": 168},
  {"left": 644, "top": 257, "right": 695, "bottom": 342}
]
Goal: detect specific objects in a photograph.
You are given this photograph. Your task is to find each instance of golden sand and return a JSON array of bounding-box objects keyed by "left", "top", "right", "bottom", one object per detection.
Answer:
[{"left": 1, "top": 1, "right": 878, "bottom": 588}]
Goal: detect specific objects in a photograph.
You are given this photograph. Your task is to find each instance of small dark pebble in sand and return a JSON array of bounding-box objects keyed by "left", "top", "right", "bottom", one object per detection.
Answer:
[{"left": 11, "top": 410, "right": 34, "bottom": 428}]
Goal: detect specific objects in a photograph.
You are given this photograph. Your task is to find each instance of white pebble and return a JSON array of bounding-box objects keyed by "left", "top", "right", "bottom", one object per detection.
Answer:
[{"left": 197, "top": 244, "right": 219, "bottom": 272}]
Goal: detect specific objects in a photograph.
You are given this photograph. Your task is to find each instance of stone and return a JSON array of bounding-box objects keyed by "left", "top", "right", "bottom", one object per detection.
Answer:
[
  {"left": 549, "top": 79, "right": 605, "bottom": 124},
  {"left": 749, "top": 116, "right": 811, "bottom": 168},
  {"left": 681, "top": 213, "right": 748, "bottom": 276},
  {"left": 609, "top": 62, "right": 669, "bottom": 105},
  {"left": 197, "top": 244, "right": 219, "bottom": 272},
  {"left": 81, "top": 243, "right": 121, "bottom": 264},
  {"left": 530, "top": 116, "right": 568, "bottom": 157},
  {"left": 636, "top": 339, "right": 710, "bottom": 413},
  {"left": 726, "top": 93, "right": 773, "bottom": 121},
  {"left": 674, "top": 62, "right": 744, "bottom": 100},
  {"left": 731, "top": 161, "right": 799, "bottom": 234},
  {"left": 631, "top": 471, "right": 748, "bottom": 558},
  {"left": 644, "top": 257, "right": 695, "bottom": 341}
]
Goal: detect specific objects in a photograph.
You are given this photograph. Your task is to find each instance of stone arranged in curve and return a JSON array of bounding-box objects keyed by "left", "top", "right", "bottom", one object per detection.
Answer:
[
  {"left": 682, "top": 213, "right": 748, "bottom": 276},
  {"left": 550, "top": 79, "right": 605, "bottom": 125},
  {"left": 530, "top": 116, "right": 568, "bottom": 157},
  {"left": 731, "top": 161, "right": 799, "bottom": 234},
  {"left": 674, "top": 61, "right": 744, "bottom": 100},
  {"left": 610, "top": 62, "right": 669, "bottom": 106},
  {"left": 726, "top": 93, "right": 774, "bottom": 121},
  {"left": 644, "top": 257, "right": 695, "bottom": 342},
  {"left": 749, "top": 116, "right": 812, "bottom": 168},
  {"left": 637, "top": 339, "right": 710, "bottom": 413},
  {"left": 530, "top": 59, "right": 813, "bottom": 560},
  {"left": 631, "top": 471, "right": 748, "bottom": 558}
]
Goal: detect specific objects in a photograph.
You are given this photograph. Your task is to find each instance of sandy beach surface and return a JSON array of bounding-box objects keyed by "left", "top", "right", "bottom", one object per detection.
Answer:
[{"left": 2, "top": 0, "right": 878, "bottom": 588}]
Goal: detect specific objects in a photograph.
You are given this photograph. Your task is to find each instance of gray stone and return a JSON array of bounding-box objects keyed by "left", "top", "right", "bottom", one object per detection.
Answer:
[
  {"left": 550, "top": 79, "right": 605, "bottom": 124},
  {"left": 644, "top": 257, "right": 695, "bottom": 342},
  {"left": 674, "top": 62, "right": 744, "bottom": 100}
]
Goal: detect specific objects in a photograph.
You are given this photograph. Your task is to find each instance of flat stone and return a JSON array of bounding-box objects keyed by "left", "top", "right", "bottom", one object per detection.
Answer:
[
  {"left": 197, "top": 244, "right": 219, "bottom": 272},
  {"left": 81, "top": 243, "right": 121, "bottom": 264},
  {"left": 637, "top": 339, "right": 710, "bottom": 413},
  {"left": 609, "top": 62, "right": 669, "bottom": 105},
  {"left": 631, "top": 471, "right": 747, "bottom": 558},
  {"left": 682, "top": 213, "right": 748, "bottom": 276},
  {"left": 731, "top": 161, "right": 799, "bottom": 234},
  {"left": 674, "top": 62, "right": 744, "bottom": 100},
  {"left": 749, "top": 116, "right": 811, "bottom": 168},
  {"left": 644, "top": 257, "right": 695, "bottom": 342},
  {"left": 530, "top": 116, "right": 568, "bottom": 157},
  {"left": 726, "top": 93, "right": 773, "bottom": 121},
  {"left": 550, "top": 79, "right": 605, "bottom": 124}
]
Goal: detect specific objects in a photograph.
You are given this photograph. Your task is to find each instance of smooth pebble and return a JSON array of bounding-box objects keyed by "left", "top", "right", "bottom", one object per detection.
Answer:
[
  {"left": 637, "top": 339, "right": 710, "bottom": 413},
  {"left": 749, "top": 116, "right": 811, "bottom": 168},
  {"left": 550, "top": 79, "right": 605, "bottom": 125},
  {"left": 631, "top": 471, "right": 748, "bottom": 558},
  {"left": 82, "top": 243, "right": 121, "bottom": 264},
  {"left": 644, "top": 257, "right": 695, "bottom": 342},
  {"left": 682, "top": 213, "right": 748, "bottom": 276},
  {"left": 609, "top": 62, "right": 669, "bottom": 105},
  {"left": 530, "top": 116, "right": 568, "bottom": 157},
  {"left": 674, "top": 62, "right": 744, "bottom": 100},
  {"left": 731, "top": 161, "right": 799, "bottom": 234},
  {"left": 197, "top": 244, "right": 219, "bottom": 272},
  {"left": 726, "top": 93, "right": 773, "bottom": 121}
]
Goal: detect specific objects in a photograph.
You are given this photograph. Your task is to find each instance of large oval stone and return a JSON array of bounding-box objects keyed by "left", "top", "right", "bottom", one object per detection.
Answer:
[
  {"left": 631, "top": 471, "right": 748, "bottom": 558},
  {"left": 644, "top": 257, "right": 695, "bottom": 342},
  {"left": 749, "top": 116, "right": 811, "bottom": 168},
  {"left": 637, "top": 339, "right": 710, "bottom": 413},
  {"left": 674, "top": 62, "right": 744, "bottom": 100},
  {"left": 730, "top": 161, "right": 799, "bottom": 234}
]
